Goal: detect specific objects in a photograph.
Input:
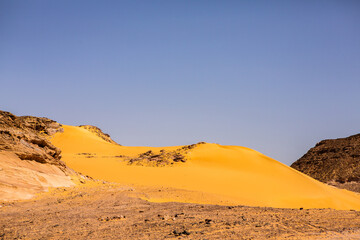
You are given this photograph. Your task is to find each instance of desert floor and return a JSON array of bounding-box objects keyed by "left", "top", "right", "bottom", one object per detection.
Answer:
[{"left": 1, "top": 182, "right": 360, "bottom": 240}]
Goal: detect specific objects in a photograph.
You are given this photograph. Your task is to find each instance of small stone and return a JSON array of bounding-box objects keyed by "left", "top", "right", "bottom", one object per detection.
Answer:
[
  {"left": 174, "top": 213, "right": 184, "bottom": 217},
  {"left": 205, "top": 219, "right": 212, "bottom": 224}
]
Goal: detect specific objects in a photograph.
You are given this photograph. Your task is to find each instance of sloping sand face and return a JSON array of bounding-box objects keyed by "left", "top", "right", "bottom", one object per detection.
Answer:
[{"left": 51, "top": 125, "right": 360, "bottom": 210}]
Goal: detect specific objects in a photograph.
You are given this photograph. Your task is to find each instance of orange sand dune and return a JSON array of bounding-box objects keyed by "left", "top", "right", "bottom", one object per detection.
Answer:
[{"left": 51, "top": 125, "right": 360, "bottom": 210}]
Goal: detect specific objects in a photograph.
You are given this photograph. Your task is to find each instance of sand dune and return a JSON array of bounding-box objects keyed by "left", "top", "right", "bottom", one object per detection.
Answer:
[{"left": 51, "top": 125, "right": 360, "bottom": 210}]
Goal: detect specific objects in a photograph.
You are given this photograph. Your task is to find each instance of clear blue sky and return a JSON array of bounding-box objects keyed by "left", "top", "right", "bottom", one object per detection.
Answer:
[{"left": 1, "top": 1, "right": 359, "bottom": 165}]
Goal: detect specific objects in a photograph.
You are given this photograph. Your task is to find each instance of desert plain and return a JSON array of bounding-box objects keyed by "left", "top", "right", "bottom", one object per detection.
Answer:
[{"left": 1, "top": 113, "right": 360, "bottom": 239}]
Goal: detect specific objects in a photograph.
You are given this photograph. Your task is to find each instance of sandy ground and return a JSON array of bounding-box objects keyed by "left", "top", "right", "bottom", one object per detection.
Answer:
[{"left": 1, "top": 182, "right": 360, "bottom": 240}]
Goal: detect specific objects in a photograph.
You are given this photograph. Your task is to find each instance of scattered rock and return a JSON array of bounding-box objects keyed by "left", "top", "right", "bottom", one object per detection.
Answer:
[
  {"left": 158, "top": 214, "right": 170, "bottom": 220},
  {"left": 172, "top": 229, "right": 190, "bottom": 236},
  {"left": 127, "top": 142, "right": 205, "bottom": 167},
  {"left": 98, "top": 215, "right": 126, "bottom": 222}
]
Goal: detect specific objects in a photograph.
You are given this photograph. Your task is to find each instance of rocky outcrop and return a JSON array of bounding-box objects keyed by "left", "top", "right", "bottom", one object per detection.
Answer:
[
  {"left": 291, "top": 134, "right": 360, "bottom": 192},
  {"left": 126, "top": 142, "right": 206, "bottom": 167},
  {"left": 0, "top": 110, "right": 75, "bottom": 201},
  {"left": 0, "top": 111, "right": 67, "bottom": 168},
  {"left": 79, "top": 125, "right": 120, "bottom": 145}
]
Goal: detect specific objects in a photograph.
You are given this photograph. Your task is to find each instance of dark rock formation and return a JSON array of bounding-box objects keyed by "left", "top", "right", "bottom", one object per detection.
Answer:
[
  {"left": 0, "top": 111, "right": 67, "bottom": 169},
  {"left": 291, "top": 133, "right": 360, "bottom": 192}
]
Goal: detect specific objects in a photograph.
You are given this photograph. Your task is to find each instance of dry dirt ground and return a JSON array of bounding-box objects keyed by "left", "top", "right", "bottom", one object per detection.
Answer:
[{"left": 1, "top": 183, "right": 360, "bottom": 240}]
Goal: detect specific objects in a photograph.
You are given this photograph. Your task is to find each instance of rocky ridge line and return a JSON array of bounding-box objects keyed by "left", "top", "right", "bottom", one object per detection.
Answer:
[{"left": 79, "top": 125, "right": 120, "bottom": 145}]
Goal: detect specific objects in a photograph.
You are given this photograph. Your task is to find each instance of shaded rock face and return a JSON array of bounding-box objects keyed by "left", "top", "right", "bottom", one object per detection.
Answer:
[
  {"left": 291, "top": 134, "right": 360, "bottom": 191},
  {"left": 0, "top": 111, "right": 66, "bottom": 169},
  {"left": 79, "top": 125, "right": 120, "bottom": 145}
]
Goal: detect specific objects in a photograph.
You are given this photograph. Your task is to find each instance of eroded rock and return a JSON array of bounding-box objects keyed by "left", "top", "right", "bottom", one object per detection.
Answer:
[
  {"left": 0, "top": 111, "right": 65, "bottom": 168},
  {"left": 291, "top": 133, "right": 360, "bottom": 192}
]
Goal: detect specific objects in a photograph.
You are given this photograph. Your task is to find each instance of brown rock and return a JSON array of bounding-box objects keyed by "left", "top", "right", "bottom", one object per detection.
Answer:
[
  {"left": 0, "top": 110, "right": 76, "bottom": 201},
  {"left": 291, "top": 133, "right": 360, "bottom": 192},
  {"left": 0, "top": 111, "right": 65, "bottom": 168}
]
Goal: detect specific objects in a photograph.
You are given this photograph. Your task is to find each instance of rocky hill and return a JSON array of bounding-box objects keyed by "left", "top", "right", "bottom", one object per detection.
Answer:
[
  {"left": 0, "top": 111, "right": 75, "bottom": 201},
  {"left": 79, "top": 125, "right": 120, "bottom": 145},
  {"left": 291, "top": 134, "right": 360, "bottom": 192}
]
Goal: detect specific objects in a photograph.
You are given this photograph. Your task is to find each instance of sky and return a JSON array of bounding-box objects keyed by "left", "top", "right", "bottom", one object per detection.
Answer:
[{"left": 1, "top": 1, "right": 359, "bottom": 165}]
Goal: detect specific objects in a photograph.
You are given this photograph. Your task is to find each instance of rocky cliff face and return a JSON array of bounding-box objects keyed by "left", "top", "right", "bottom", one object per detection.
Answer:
[
  {"left": 0, "top": 111, "right": 75, "bottom": 201},
  {"left": 291, "top": 134, "right": 360, "bottom": 192},
  {"left": 0, "top": 111, "right": 67, "bottom": 168}
]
